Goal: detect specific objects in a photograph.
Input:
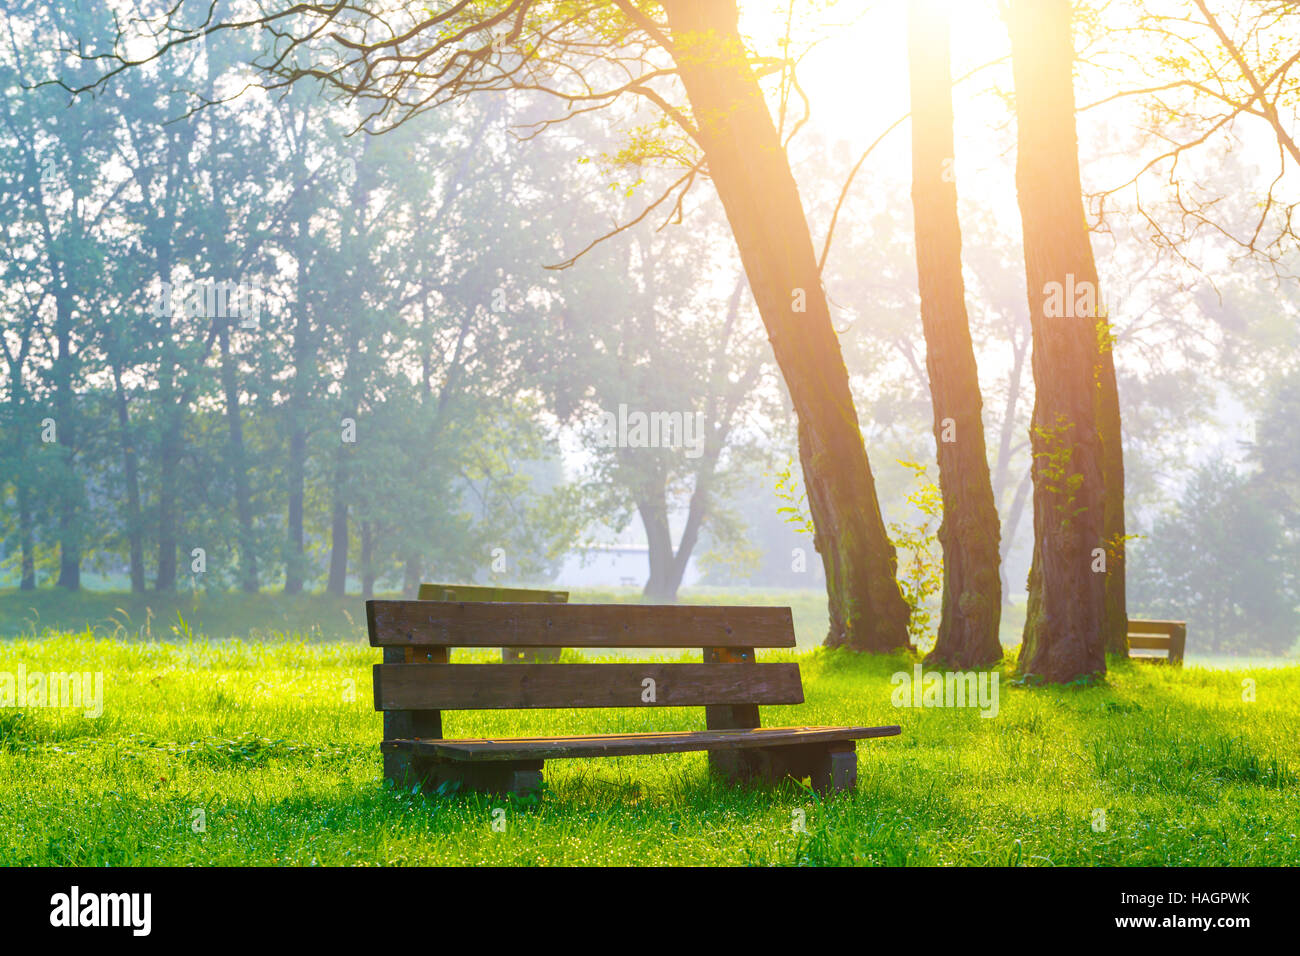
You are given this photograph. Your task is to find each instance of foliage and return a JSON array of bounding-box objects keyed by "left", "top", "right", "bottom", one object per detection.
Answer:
[
  {"left": 772, "top": 456, "right": 815, "bottom": 537},
  {"left": 1031, "top": 416, "right": 1086, "bottom": 531},
  {"left": 1129, "top": 460, "right": 1298, "bottom": 654},
  {"left": 0, "top": 12, "right": 581, "bottom": 596},
  {"left": 888, "top": 460, "right": 944, "bottom": 652}
]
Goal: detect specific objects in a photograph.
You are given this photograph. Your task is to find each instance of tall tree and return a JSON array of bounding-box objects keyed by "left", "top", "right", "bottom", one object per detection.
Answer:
[
  {"left": 633, "top": 0, "right": 911, "bottom": 648},
  {"left": 906, "top": 0, "right": 1002, "bottom": 668},
  {"left": 1007, "top": 0, "right": 1119, "bottom": 681}
]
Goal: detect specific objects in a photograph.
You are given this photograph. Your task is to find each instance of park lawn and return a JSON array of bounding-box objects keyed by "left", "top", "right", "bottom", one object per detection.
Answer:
[{"left": 1, "top": 631, "right": 1297, "bottom": 867}]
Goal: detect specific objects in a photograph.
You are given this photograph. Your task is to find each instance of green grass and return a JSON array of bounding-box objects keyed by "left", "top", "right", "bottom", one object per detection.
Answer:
[{"left": 1, "top": 629, "right": 1297, "bottom": 866}]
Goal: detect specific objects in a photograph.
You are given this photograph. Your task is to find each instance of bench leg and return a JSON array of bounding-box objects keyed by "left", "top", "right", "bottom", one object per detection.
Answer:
[
  {"left": 384, "top": 751, "right": 447, "bottom": 792},
  {"left": 713, "top": 742, "right": 858, "bottom": 795},
  {"left": 810, "top": 743, "right": 857, "bottom": 796},
  {"left": 708, "top": 749, "right": 754, "bottom": 784},
  {"left": 482, "top": 762, "right": 544, "bottom": 796}
]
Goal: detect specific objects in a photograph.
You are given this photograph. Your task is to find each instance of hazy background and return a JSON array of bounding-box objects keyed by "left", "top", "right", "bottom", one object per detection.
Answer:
[{"left": 1, "top": 1, "right": 1296, "bottom": 661}]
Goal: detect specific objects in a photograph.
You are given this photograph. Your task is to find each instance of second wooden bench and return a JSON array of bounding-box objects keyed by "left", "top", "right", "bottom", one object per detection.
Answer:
[{"left": 1127, "top": 619, "right": 1187, "bottom": 665}]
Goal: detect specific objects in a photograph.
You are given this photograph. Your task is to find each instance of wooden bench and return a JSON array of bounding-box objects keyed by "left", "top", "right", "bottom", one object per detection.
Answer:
[
  {"left": 417, "top": 583, "right": 568, "bottom": 663},
  {"left": 1127, "top": 619, "right": 1187, "bottom": 665},
  {"left": 368, "top": 600, "right": 900, "bottom": 796}
]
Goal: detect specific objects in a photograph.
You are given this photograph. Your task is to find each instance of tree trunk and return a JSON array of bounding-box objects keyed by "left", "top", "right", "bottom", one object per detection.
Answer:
[
  {"left": 640, "top": 495, "right": 677, "bottom": 601},
  {"left": 327, "top": 470, "right": 349, "bottom": 596},
  {"left": 402, "top": 553, "right": 421, "bottom": 598},
  {"left": 285, "top": 422, "right": 306, "bottom": 595},
  {"left": 907, "top": 0, "right": 1003, "bottom": 668},
  {"left": 1000, "top": 469, "right": 1033, "bottom": 599},
  {"left": 1098, "top": 347, "right": 1128, "bottom": 654},
  {"left": 284, "top": 200, "right": 312, "bottom": 596},
  {"left": 661, "top": 0, "right": 910, "bottom": 651},
  {"left": 52, "top": 297, "right": 80, "bottom": 590},
  {"left": 991, "top": 321, "right": 1030, "bottom": 607},
  {"left": 360, "top": 520, "right": 375, "bottom": 600},
  {"left": 11, "top": 386, "right": 36, "bottom": 590},
  {"left": 154, "top": 243, "right": 179, "bottom": 592},
  {"left": 17, "top": 478, "right": 34, "bottom": 590},
  {"left": 112, "top": 363, "right": 146, "bottom": 593},
  {"left": 155, "top": 408, "right": 181, "bottom": 591},
  {"left": 218, "top": 323, "right": 259, "bottom": 593},
  {"left": 1008, "top": 0, "right": 1109, "bottom": 682}
]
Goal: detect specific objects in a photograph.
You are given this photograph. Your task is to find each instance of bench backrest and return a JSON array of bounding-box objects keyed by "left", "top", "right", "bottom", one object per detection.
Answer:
[
  {"left": 1127, "top": 619, "right": 1187, "bottom": 665},
  {"left": 417, "top": 582, "right": 568, "bottom": 663},
  {"left": 368, "top": 600, "right": 801, "bottom": 740}
]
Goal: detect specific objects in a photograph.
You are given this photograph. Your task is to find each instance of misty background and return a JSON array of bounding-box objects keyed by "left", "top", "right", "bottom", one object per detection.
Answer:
[{"left": 1, "top": 2, "right": 1296, "bottom": 659}]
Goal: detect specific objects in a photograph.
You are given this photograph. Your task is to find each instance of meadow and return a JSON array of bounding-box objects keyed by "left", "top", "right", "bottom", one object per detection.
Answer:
[{"left": 1, "top": 593, "right": 1296, "bottom": 866}]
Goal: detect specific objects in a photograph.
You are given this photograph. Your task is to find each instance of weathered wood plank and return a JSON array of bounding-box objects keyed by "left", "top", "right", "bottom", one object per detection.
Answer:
[
  {"left": 1127, "top": 635, "right": 1173, "bottom": 650},
  {"left": 381, "top": 725, "right": 900, "bottom": 761},
  {"left": 374, "top": 662, "right": 804, "bottom": 711},
  {"left": 380, "top": 645, "right": 446, "bottom": 784},
  {"left": 417, "top": 582, "right": 567, "bottom": 663},
  {"left": 1167, "top": 622, "right": 1187, "bottom": 665},
  {"left": 417, "top": 583, "right": 569, "bottom": 603},
  {"left": 704, "top": 646, "right": 761, "bottom": 780},
  {"left": 1126, "top": 619, "right": 1186, "bottom": 637},
  {"left": 367, "top": 601, "right": 796, "bottom": 649}
]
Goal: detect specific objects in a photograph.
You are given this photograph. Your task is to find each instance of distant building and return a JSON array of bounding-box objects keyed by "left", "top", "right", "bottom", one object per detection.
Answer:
[{"left": 557, "top": 545, "right": 701, "bottom": 590}]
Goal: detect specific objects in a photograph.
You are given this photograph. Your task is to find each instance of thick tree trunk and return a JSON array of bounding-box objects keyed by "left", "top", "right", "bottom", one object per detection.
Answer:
[
  {"left": 662, "top": 0, "right": 910, "bottom": 651},
  {"left": 638, "top": 466, "right": 719, "bottom": 603},
  {"left": 908, "top": 0, "right": 1003, "bottom": 668},
  {"left": 1008, "top": 0, "right": 1110, "bottom": 682},
  {"left": 218, "top": 324, "right": 259, "bottom": 593},
  {"left": 639, "top": 495, "right": 677, "bottom": 601}
]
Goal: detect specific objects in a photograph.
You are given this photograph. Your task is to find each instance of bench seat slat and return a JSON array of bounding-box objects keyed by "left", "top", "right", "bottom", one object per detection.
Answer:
[
  {"left": 374, "top": 662, "right": 804, "bottom": 710},
  {"left": 366, "top": 601, "right": 796, "bottom": 648},
  {"left": 382, "top": 725, "right": 901, "bottom": 761}
]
